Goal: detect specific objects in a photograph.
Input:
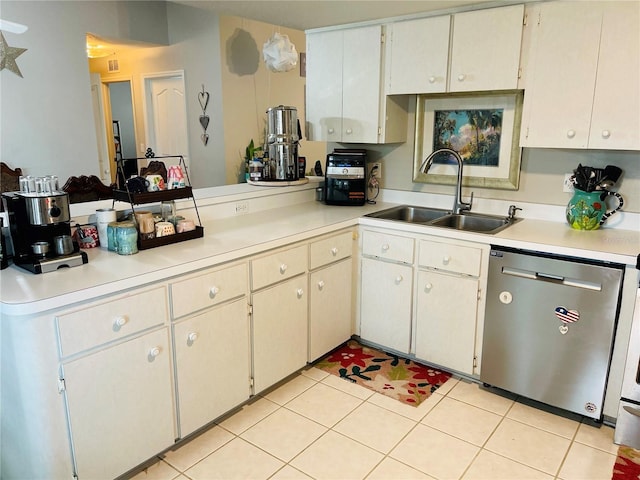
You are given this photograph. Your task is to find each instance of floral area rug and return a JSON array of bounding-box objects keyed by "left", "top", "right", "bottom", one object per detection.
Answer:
[
  {"left": 314, "top": 340, "right": 452, "bottom": 407},
  {"left": 612, "top": 445, "right": 640, "bottom": 479}
]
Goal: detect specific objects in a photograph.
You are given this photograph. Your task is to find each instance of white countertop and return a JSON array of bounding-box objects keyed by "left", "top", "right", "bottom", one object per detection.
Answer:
[{"left": 2, "top": 187, "right": 638, "bottom": 316}]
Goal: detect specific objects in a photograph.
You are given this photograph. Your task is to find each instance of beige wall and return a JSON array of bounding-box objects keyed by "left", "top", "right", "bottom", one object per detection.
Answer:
[{"left": 218, "top": 16, "right": 327, "bottom": 184}]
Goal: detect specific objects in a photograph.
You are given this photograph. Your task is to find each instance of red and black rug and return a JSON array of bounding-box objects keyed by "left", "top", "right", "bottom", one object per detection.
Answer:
[
  {"left": 314, "top": 340, "right": 452, "bottom": 407},
  {"left": 612, "top": 445, "right": 640, "bottom": 480}
]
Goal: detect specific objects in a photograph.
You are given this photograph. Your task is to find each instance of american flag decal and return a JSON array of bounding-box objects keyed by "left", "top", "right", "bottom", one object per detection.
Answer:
[{"left": 555, "top": 306, "right": 580, "bottom": 324}]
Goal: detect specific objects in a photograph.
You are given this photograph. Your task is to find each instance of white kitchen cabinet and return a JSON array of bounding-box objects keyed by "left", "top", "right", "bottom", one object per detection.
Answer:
[
  {"left": 173, "top": 298, "right": 250, "bottom": 437},
  {"left": 62, "top": 328, "right": 175, "bottom": 480},
  {"left": 309, "top": 231, "right": 354, "bottom": 361},
  {"left": 520, "top": 1, "right": 640, "bottom": 150},
  {"left": 385, "top": 5, "right": 523, "bottom": 95},
  {"left": 251, "top": 245, "right": 308, "bottom": 393},
  {"left": 414, "top": 238, "right": 488, "bottom": 375},
  {"left": 359, "top": 229, "right": 415, "bottom": 354},
  {"left": 386, "top": 16, "right": 450, "bottom": 94},
  {"left": 448, "top": 4, "right": 524, "bottom": 92},
  {"left": 306, "top": 25, "right": 407, "bottom": 143}
]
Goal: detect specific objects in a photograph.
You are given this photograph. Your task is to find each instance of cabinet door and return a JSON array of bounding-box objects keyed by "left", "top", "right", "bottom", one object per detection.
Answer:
[
  {"left": 309, "top": 258, "right": 353, "bottom": 361},
  {"left": 63, "top": 329, "right": 174, "bottom": 480},
  {"left": 415, "top": 270, "right": 478, "bottom": 375},
  {"left": 589, "top": 2, "right": 640, "bottom": 150},
  {"left": 342, "top": 25, "right": 383, "bottom": 143},
  {"left": 449, "top": 5, "right": 524, "bottom": 92},
  {"left": 174, "top": 298, "right": 250, "bottom": 437},
  {"left": 387, "top": 16, "right": 450, "bottom": 94},
  {"left": 252, "top": 275, "right": 308, "bottom": 393},
  {"left": 520, "top": 2, "right": 602, "bottom": 148},
  {"left": 360, "top": 257, "right": 412, "bottom": 354},
  {"left": 306, "top": 29, "right": 343, "bottom": 142}
]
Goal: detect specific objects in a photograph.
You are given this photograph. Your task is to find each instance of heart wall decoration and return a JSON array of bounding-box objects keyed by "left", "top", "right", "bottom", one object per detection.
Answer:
[{"left": 198, "top": 84, "right": 210, "bottom": 146}]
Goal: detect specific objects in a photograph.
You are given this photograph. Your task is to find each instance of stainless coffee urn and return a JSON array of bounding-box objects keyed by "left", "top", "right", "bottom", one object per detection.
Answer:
[{"left": 266, "top": 105, "right": 300, "bottom": 181}]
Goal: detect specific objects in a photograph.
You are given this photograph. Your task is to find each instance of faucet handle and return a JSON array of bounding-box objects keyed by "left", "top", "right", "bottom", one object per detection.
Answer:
[{"left": 460, "top": 192, "right": 473, "bottom": 212}]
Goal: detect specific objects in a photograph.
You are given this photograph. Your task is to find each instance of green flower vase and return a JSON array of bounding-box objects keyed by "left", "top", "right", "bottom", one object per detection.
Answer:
[{"left": 566, "top": 189, "right": 623, "bottom": 230}]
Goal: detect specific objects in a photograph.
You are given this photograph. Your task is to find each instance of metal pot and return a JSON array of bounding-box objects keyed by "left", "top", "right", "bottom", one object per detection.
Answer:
[
  {"left": 53, "top": 235, "right": 74, "bottom": 255},
  {"left": 31, "top": 241, "right": 49, "bottom": 257},
  {"left": 266, "top": 105, "right": 299, "bottom": 144}
]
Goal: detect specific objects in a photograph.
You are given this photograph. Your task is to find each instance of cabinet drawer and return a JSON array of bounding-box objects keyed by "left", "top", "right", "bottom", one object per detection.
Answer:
[
  {"left": 251, "top": 244, "right": 307, "bottom": 290},
  {"left": 418, "top": 239, "right": 482, "bottom": 277},
  {"left": 56, "top": 287, "right": 168, "bottom": 357},
  {"left": 170, "top": 263, "right": 247, "bottom": 319},
  {"left": 310, "top": 231, "right": 353, "bottom": 270},
  {"left": 362, "top": 230, "right": 414, "bottom": 264}
]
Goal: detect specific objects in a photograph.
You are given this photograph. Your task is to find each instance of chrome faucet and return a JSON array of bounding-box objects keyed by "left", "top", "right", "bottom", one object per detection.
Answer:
[{"left": 420, "top": 148, "right": 473, "bottom": 214}]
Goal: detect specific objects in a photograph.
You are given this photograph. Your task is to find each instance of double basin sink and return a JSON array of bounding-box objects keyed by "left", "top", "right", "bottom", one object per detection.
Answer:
[{"left": 365, "top": 205, "right": 520, "bottom": 234}]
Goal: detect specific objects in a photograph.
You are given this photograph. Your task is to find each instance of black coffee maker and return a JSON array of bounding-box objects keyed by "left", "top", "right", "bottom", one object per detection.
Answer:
[{"left": 2, "top": 189, "right": 88, "bottom": 274}]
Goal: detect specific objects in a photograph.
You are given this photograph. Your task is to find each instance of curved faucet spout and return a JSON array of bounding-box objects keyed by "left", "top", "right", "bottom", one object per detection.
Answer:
[{"left": 420, "top": 148, "right": 473, "bottom": 214}]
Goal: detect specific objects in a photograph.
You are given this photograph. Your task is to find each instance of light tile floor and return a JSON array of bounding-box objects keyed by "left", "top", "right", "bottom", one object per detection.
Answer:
[{"left": 131, "top": 368, "right": 619, "bottom": 480}]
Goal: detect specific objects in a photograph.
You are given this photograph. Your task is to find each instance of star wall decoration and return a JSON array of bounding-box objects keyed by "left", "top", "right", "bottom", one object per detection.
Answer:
[{"left": 0, "top": 32, "right": 27, "bottom": 78}]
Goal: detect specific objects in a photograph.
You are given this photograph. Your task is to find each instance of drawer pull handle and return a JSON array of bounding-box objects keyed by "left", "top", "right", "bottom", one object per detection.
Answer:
[
  {"left": 280, "top": 264, "right": 288, "bottom": 274},
  {"left": 209, "top": 286, "right": 220, "bottom": 298},
  {"left": 113, "top": 316, "right": 128, "bottom": 330},
  {"left": 602, "top": 130, "right": 611, "bottom": 139},
  {"left": 442, "top": 256, "right": 451, "bottom": 265},
  {"left": 331, "top": 247, "right": 338, "bottom": 256},
  {"left": 318, "top": 280, "right": 325, "bottom": 290},
  {"left": 425, "top": 283, "right": 433, "bottom": 292},
  {"left": 187, "top": 332, "right": 199, "bottom": 344},
  {"left": 428, "top": 76, "right": 436, "bottom": 83},
  {"left": 567, "top": 129, "right": 576, "bottom": 139},
  {"left": 457, "top": 73, "right": 466, "bottom": 82},
  {"left": 395, "top": 275, "right": 403, "bottom": 284},
  {"left": 297, "top": 288, "right": 304, "bottom": 298},
  {"left": 328, "top": 128, "right": 334, "bottom": 134},
  {"left": 148, "top": 346, "right": 162, "bottom": 361},
  {"left": 382, "top": 244, "right": 390, "bottom": 252},
  {"left": 346, "top": 128, "right": 353, "bottom": 135}
]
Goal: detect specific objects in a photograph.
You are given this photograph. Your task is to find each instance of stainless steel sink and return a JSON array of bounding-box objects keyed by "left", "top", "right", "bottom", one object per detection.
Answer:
[
  {"left": 365, "top": 205, "right": 450, "bottom": 223},
  {"left": 429, "top": 212, "right": 520, "bottom": 234},
  {"left": 365, "top": 206, "right": 520, "bottom": 234}
]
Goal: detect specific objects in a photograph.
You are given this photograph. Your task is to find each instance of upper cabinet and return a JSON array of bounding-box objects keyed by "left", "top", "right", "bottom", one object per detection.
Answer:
[
  {"left": 520, "top": 1, "right": 640, "bottom": 150},
  {"left": 385, "top": 4, "right": 524, "bottom": 95},
  {"left": 306, "top": 25, "right": 407, "bottom": 143}
]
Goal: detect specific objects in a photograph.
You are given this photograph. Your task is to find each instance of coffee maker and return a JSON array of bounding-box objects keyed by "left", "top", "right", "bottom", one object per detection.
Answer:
[{"left": 2, "top": 185, "right": 88, "bottom": 274}]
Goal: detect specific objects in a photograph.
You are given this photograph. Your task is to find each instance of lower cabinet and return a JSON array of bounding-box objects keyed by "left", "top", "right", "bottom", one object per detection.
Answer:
[
  {"left": 360, "top": 257, "right": 413, "bottom": 353},
  {"left": 173, "top": 298, "right": 250, "bottom": 437},
  {"left": 252, "top": 274, "right": 308, "bottom": 393},
  {"left": 415, "top": 270, "right": 479, "bottom": 374},
  {"left": 62, "top": 328, "right": 175, "bottom": 480}
]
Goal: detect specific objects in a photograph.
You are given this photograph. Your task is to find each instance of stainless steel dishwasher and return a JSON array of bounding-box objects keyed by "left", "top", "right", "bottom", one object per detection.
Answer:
[{"left": 481, "top": 246, "right": 625, "bottom": 420}]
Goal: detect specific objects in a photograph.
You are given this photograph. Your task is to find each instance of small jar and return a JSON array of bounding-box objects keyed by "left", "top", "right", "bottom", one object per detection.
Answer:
[
  {"left": 115, "top": 222, "right": 138, "bottom": 255},
  {"left": 107, "top": 221, "right": 120, "bottom": 252}
]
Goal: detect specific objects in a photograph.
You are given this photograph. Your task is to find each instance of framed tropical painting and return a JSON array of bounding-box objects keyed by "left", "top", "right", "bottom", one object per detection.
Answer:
[{"left": 413, "top": 91, "right": 524, "bottom": 190}]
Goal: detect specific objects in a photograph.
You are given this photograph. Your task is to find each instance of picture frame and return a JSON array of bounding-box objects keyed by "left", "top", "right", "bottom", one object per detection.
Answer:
[{"left": 413, "top": 91, "right": 524, "bottom": 190}]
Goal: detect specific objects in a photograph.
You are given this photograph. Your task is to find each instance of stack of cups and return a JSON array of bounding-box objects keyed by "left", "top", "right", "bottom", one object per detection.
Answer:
[{"left": 96, "top": 208, "right": 117, "bottom": 249}]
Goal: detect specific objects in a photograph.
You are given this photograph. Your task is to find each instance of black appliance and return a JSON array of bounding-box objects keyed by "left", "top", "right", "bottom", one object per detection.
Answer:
[
  {"left": 2, "top": 191, "right": 87, "bottom": 274},
  {"left": 324, "top": 149, "right": 367, "bottom": 206}
]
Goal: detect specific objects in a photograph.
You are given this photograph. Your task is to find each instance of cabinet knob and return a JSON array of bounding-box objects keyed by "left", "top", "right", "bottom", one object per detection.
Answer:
[
  {"left": 425, "top": 283, "right": 433, "bottom": 292},
  {"left": 318, "top": 280, "right": 325, "bottom": 290},
  {"left": 602, "top": 130, "right": 611, "bottom": 139},
  {"left": 330, "top": 247, "right": 338, "bottom": 256},
  {"left": 395, "top": 275, "right": 403, "bottom": 284},
  {"left": 187, "top": 332, "right": 199, "bottom": 344},
  {"left": 209, "top": 286, "right": 220, "bottom": 298},
  {"left": 428, "top": 76, "right": 436, "bottom": 84},
  {"left": 148, "top": 346, "right": 161, "bottom": 360},
  {"left": 113, "top": 316, "right": 128, "bottom": 329},
  {"left": 442, "top": 256, "right": 451, "bottom": 265},
  {"left": 328, "top": 128, "right": 335, "bottom": 134},
  {"left": 345, "top": 128, "right": 353, "bottom": 135},
  {"left": 381, "top": 244, "right": 390, "bottom": 252},
  {"left": 567, "top": 129, "right": 576, "bottom": 139},
  {"left": 280, "top": 264, "right": 288, "bottom": 274},
  {"left": 457, "top": 74, "right": 466, "bottom": 82},
  {"left": 297, "top": 288, "right": 304, "bottom": 298}
]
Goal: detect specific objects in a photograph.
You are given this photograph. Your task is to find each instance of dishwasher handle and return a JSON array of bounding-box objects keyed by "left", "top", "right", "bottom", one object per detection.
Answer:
[{"left": 501, "top": 266, "right": 602, "bottom": 291}]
